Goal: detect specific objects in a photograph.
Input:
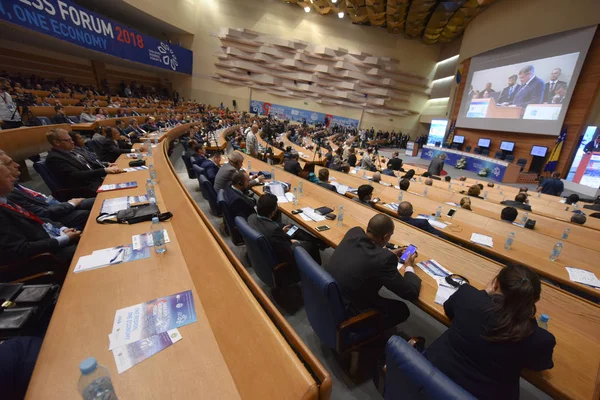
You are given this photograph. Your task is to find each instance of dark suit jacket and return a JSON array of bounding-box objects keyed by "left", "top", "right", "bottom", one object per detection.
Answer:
[
  {"left": 399, "top": 216, "right": 441, "bottom": 237},
  {"left": 427, "top": 158, "right": 444, "bottom": 176},
  {"left": 347, "top": 154, "right": 357, "bottom": 167},
  {"left": 543, "top": 80, "right": 567, "bottom": 103},
  {"left": 7, "top": 185, "right": 75, "bottom": 221},
  {"left": 141, "top": 123, "right": 158, "bottom": 132},
  {"left": 248, "top": 214, "right": 295, "bottom": 267},
  {"left": 497, "top": 85, "right": 518, "bottom": 104},
  {"left": 45, "top": 148, "right": 106, "bottom": 192},
  {"left": 426, "top": 285, "right": 555, "bottom": 400},
  {"left": 512, "top": 76, "right": 545, "bottom": 108},
  {"left": 51, "top": 114, "right": 72, "bottom": 125},
  {"left": 387, "top": 157, "right": 403, "bottom": 171},
  {"left": 199, "top": 159, "right": 220, "bottom": 186},
  {"left": 284, "top": 159, "right": 302, "bottom": 176},
  {"left": 500, "top": 200, "right": 532, "bottom": 211},
  {"left": 326, "top": 227, "right": 421, "bottom": 312},
  {"left": 223, "top": 186, "right": 255, "bottom": 220},
  {"left": 318, "top": 182, "right": 337, "bottom": 192},
  {"left": 0, "top": 203, "right": 62, "bottom": 264},
  {"left": 96, "top": 137, "right": 131, "bottom": 163}
]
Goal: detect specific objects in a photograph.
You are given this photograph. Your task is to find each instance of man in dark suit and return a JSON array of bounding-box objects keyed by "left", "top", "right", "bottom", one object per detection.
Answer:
[
  {"left": 543, "top": 68, "right": 567, "bottom": 103},
  {"left": 190, "top": 144, "right": 207, "bottom": 168},
  {"left": 45, "top": 128, "right": 123, "bottom": 196},
  {"left": 223, "top": 170, "right": 256, "bottom": 220},
  {"left": 326, "top": 214, "right": 421, "bottom": 329},
  {"left": 124, "top": 118, "right": 147, "bottom": 142},
  {"left": 284, "top": 152, "right": 302, "bottom": 176},
  {"left": 199, "top": 151, "right": 221, "bottom": 186},
  {"left": 500, "top": 193, "right": 532, "bottom": 212},
  {"left": 0, "top": 151, "right": 93, "bottom": 231},
  {"left": 96, "top": 127, "right": 138, "bottom": 163},
  {"left": 248, "top": 193, "right": 321, "bottom": 274},
  {"left": 140, "top": 116, "right": 159, "bottom": 132},
  {"left": 497, "top": 75, "right": 519, "bottom": 105},
  {"left": 427, "top": 154, "right": 446, "bottom": 176},
  {"left": 387, "top": 152, "right": 403, "bottom": 171},
  {"left": 397, "top": 201, "right": 442, "bottom": 237},
  {"left": 51, "top": 105, "right": 73, "bottom": 125},
  {"left": 584, "top": 136, "right": 600, "bottom": 154},
  {"left": 317, "top": 168, "right": 337, "bottom": 192},
  {"left": 0, "top": 163, "right": 80, "bottom": 268},
  {"left": 511, "top": 65, "right": 545, "bottom": 109},
  {"left": 550, "top": 85, "right": 567, "bottom": 105}
]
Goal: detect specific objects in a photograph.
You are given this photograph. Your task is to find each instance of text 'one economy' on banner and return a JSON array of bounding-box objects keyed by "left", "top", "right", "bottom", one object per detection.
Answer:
[
  {"left": 0, "top": 0, "right": 193, "bottom": 74},
  {"left": 250, "top": 100, "right": 360, "bottom": 129}
]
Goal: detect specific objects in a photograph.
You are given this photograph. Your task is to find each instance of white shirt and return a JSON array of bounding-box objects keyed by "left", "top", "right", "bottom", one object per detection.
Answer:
[
  {"left": 246, "top": 131, "right": 258, "bottom": 155},
  {"left": 0, "top": 91, "right": 21, "bottom": 121}
]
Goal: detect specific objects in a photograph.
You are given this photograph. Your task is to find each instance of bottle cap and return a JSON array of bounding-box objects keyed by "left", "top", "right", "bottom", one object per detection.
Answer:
[
  {"left": 540, "top": 314, "right": 549, "bottom": 322},
  {"left": 149, "top": 164, "right": 154, "bottom": 168},
  {"left": 152, "top": 217, "right": 159, "bottom": 223},
  {"left": 79, "top": 357, "right": 98, "bottom": 375},
  {"left": 149, "top": 197, "right": 156, "bottom": 204}
]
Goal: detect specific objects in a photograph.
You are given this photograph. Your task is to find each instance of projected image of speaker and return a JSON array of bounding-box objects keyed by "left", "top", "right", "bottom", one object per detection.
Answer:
[{"left": 457, "top": 26, "right": 596, "bottom": 136}]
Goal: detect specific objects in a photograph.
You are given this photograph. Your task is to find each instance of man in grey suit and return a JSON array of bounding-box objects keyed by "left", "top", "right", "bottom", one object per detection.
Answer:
[
  {"left": 213, "top": 152, "right": 264, "bottom": 191},
  {"left": 427, "top": 153, "right": 446, "bottom": 176}
]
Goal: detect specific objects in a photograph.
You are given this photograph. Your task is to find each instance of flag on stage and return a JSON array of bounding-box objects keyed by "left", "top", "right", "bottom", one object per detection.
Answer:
[
  {"left": 456, "top": 64, "right": 463, "bottom": 85},
  {"left": 447, "top": 120, "right": 456, "bottom": 145},
  {"left": 543, "top": 127, "right": 567, "bottom": 172}
]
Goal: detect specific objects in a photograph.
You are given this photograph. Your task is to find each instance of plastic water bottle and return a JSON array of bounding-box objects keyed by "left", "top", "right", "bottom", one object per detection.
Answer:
[
  {"left": 298, "top": 181, "right": 303, "bottom": 197},
  {"left": 149, "top": 164, "right": 157, "bottom": 184},
  {"left": 151, "top": 217, "right": 166, "bottom": 254},
  {"left": 561, "top": 228, "right": 570, "bottom": 240},
  {"left": 483, "top": 190, "right": 488, "bottom": 200},
  {"left": 521, "top": 211, "right": 529, "bottom": 225},
  {"left": 362, "top": 171, "right": 366, "bottom": 179},
  {"left": 435, "top": 206, "right": 442, "bottom": 221},
  {"left": 549, "top": 241, "right": 563, "bottom": 261},
  {"left": 462, "top": 181, "right": 465, "bottom": 187},
  {"left": 538, "top": 314, "right": 549, "bottom": 330},
  {"left": 271, "top": 167, "right": 275, "bottom": 181},
  {"left": 145, "top": 179, "right": 155, "bottom": 199},
  {"left": 147, "top": 141, "right": 153, "bottom": 157},
  {"left": 538, "top": 192, "right": 541, "bottom": 198},
  {"left": 448, "top": 183, "right": 452, "bottom": 190},
  {"left": 397, "top": 190, "right": 403, "bottom": 203},
  {"left": 247, "top": 160, "right": 252, "bottom": 172},
  {"left": 418, "top": 176, "right": 422, "bottom": 183},
  {"left": 78, "top": 357, "right": 118, "bottom": 400},
  {"left": 504, "top": 232, "right": 515, "bottom": 250},
  {"left": 293, "top": 188, "right": 298, "bottom": 206},
  {"left": 423, "top": 187, "right": 428, "bottom": 197},
  {"left": 337, "top": 206, "right": 344, "bottom": 227}
]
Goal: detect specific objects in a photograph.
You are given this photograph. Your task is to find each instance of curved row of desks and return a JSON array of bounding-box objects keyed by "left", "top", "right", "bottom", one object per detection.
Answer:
[
  {"left": 246, "top": 152, "right": 600, "bottom": 400},
  {"left": 24, "top": 124, "right": 331, "bottom": 399}
]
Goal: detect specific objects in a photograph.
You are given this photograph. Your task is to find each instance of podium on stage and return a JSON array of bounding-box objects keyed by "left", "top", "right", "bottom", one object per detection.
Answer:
[
  {"left": 467, "top": 98, "right": 522, "bottom": 119},
  {"left": 573, "top": 152, "right": 600, "bottom": 188}
]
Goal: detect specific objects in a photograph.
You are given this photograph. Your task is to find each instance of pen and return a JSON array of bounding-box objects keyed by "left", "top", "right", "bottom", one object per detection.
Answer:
[{"left": 109, "top": 248, "right": 124, "bottom": 264}]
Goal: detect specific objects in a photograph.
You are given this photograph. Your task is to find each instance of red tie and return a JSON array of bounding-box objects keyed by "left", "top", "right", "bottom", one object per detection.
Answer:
[{"left": 0, "top": 202, "right": 44, "bottom": 224}]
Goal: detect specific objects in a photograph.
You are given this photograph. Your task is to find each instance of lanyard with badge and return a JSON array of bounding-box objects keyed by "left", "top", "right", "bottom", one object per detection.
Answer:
[{"left": 0, "top": 92, "right": 15, "bottom": 111}]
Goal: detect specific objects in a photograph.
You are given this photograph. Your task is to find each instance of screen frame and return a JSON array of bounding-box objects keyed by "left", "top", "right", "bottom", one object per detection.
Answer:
[
  {"left": 500, "top": 141, "right": 515, "bottom": 151},
  {"left": 452, "top": 135, "right": 465, "bottom": 144},
  {"left": 530, "top": 145, "right": 548, "bottom": 157},
  {"left": 478, "top": 138, "right": 491, "bottom": 148}
]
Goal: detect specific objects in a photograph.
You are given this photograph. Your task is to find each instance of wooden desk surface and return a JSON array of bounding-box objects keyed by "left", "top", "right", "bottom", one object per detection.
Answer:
[
  {"left": 26, "top": 125, "right": 328, "bottom": 399},
  {"left": 315, "top": 166, "right": 600, "bottom": 298},
  {"left": 247, "top": 153, "right": 600, "bottom": 400},
  {"left": 258, "top": 131, "right": 284, "bottom": 160},
  {"left": 282, "top": 133, "right": 326, "bottom": 165}
]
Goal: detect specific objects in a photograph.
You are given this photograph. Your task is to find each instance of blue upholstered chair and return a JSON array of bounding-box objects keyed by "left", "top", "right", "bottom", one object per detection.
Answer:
[
  {"left": 192, "top": 165, "right": 206, "bottom": 199},
  {"left": 494, "top": 151, "right": 504, "bottom": 160},
  {"left": 384, "top": 336, "right": 475, "bottom": 400},
  {"left": 199, "top": 175, "right": 221, "bottom": 217},
  {"left": 217, "top": 188, "right": 244, "bottom": 245},
  {"left": 181, "top": 153, "right": 195, "bottom": 179},
  {"left": 294, "top": 247, "right": 383, "bottom": 356},
  {"left": 35, "top": 116, "right": 52, "bottom": 126},
  {"left": 33, "top": 160, "right": 94, "bottom": 201},
  {"left": 236, "top": 216, "right": 292, "bottom": 287},
  {"left": 465, "top": 145, "right": 472, "bottom": 153}
]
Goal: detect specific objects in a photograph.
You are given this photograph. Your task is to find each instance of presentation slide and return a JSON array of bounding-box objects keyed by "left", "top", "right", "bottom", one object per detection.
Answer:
[
  {"left": 426, "top": 119, "right": 448, "bottom": 146},
  {"left": 457, "top": 26, "right": 596, "bottom": 135}
]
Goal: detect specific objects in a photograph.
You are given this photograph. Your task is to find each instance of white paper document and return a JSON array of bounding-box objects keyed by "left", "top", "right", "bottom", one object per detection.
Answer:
[
  {"left": 471, "top": 233, "right": 494, "bottom": 248},
  {"left": 428, "top": 220, "right": 448, "bottom": 229},
  {"left": 385, "top": 203, "right": 399, "bottom": 212},
  {"left": 435, "top": 283, "right": 458, "bottom": 305},
  {"left": 565, "top": 267, "right": 600, "bottom": 288},
  {"left": 300, "top": 207, "right": 326, "bottom": 222},
  {"left": 74, "top": 248, "right": 126, "bottom": 273},
  {"left": 330, "top": 181, "right": 349, "bottom": 195}
]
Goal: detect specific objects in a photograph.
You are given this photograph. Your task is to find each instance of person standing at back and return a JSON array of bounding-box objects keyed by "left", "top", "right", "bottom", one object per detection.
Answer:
[
  {"left": 246, "top": 124, "right": 259, "bottom": 157},
  {"left": 326, "top": 214, "right": 421, "bottom": 329},
  {"left": 538, "top": 172, "right": 564, "bottom": 196},
  {"left": 427, "top": 154, "right": 446, "bottom": 176},
  {"left": 425, "top": 265, "right": 555, "bottom": 400}
]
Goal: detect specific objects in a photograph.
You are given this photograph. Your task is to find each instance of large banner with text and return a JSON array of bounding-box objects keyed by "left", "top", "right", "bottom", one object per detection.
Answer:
[
  {"left": 420, "top": 146, "right": 508, "bottom": 182},
  {"left": 0, "top": 0, "right": 193, "bottom": 74},
  {"left": 250, "top": 100, "right": 360, "bottom": 129}
]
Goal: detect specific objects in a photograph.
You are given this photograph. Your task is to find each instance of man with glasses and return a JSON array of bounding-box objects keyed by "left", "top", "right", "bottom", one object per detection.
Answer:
[
  {"left": 45, "top": 128, "right": 122, "bottom": 197},
  {"left": 213, "top": 152, "right": 263, "bottom": 191}
]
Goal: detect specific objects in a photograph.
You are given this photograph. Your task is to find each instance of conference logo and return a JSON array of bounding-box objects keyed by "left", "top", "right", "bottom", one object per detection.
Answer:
[
  {"left": 426, "top": 150, "right": 434, "bottom": 158},
  {"left": 149, "top": 42, "right": 179, "bottom": 71},
  {"left": 492, "top": 167, "right": 501, "bottom": 177}
]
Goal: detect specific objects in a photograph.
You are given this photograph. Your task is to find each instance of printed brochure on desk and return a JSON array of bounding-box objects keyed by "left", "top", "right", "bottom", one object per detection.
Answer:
[
  {"left": 112, "top": 329, "right": 182, "bottom": 374},
  {"left": 109, "top": 290, "right": 197, "bottom": 350}
]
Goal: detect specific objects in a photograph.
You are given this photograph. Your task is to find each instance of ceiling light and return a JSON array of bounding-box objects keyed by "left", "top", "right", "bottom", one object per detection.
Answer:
[
  {"left": 332, "top": 0, "right": 338, "bottom": 3},
  {"left": 338, "top": 12, "right": 344, "bottom": 18},
  {"left": 304, "top": 6, "right": 311, "bottom": 12}
]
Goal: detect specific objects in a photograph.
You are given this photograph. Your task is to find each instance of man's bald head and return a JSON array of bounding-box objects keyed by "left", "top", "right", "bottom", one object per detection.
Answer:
[
  {"left": 425, "top": 178, "right": 433, "bottom": 186},
  {"left": 366, "top": 214, "right": 394, "bottom": 242},
  {"left": 397, "top": 201, "right": 414, "bottom": 218}
]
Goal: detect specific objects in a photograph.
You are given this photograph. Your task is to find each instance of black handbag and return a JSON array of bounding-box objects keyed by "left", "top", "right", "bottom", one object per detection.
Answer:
[
  {"left": 96, "top": 204, "right": 172, "bottom": 225},
  {"left": 0, "top": 283, "right": 60, "bottom": 339},
  {"left": 129, "top": 159, "right": 146, "bottom": 167}
]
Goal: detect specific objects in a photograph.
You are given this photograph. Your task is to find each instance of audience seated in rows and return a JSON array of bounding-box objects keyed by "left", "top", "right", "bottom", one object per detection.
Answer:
[
  {"left": 51, "top": 105, "right": 72, "bottom": 125},
  {"left": 325, "top": 214, "right": 421, "bottom": 329},
  {"left": 97, "top": 126, "right": 137, "bottom": 163},
  {"left": 0, "top": 151, "right": 93, "bottom": 231},
  {"left": 347, "top": 148, "right": 357, "bottom": 167},
  {"left": 397, "top": 201, "right": 442, "bottom": 237},
  {"left": 223, "top": 171, "right": 256, "bottom": 220},
  {"left": 79, "top": 105, "right": 97, "bottom": 123},
  {"left": 501, "top": 193, "right": 532, "bottom": 212},
  {"left": 317, "top": 169, "right": 336, "bottom": 192}
]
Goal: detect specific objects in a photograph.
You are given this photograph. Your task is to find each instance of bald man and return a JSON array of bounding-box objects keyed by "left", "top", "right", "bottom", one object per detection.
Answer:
[
  {"left": 397, "top": 201, "right": 441, "bottom": 237},
  {"left": 326, "top": 214, "right": 421, "bottom": 329},
  {"left": 213, "top": 152, "right": 263, "bottom": 191},
  {"left": 246, "top": 124, "right": 259, "bottom": 157}
]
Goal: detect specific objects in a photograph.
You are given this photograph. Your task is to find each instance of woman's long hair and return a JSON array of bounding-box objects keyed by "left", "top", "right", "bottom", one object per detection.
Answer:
[
  {"left": 401, "top": 169, "right": 415, "bottom": 180},
  {"left": 484, "top": 265, "right": 541, "bottom": 342}
]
